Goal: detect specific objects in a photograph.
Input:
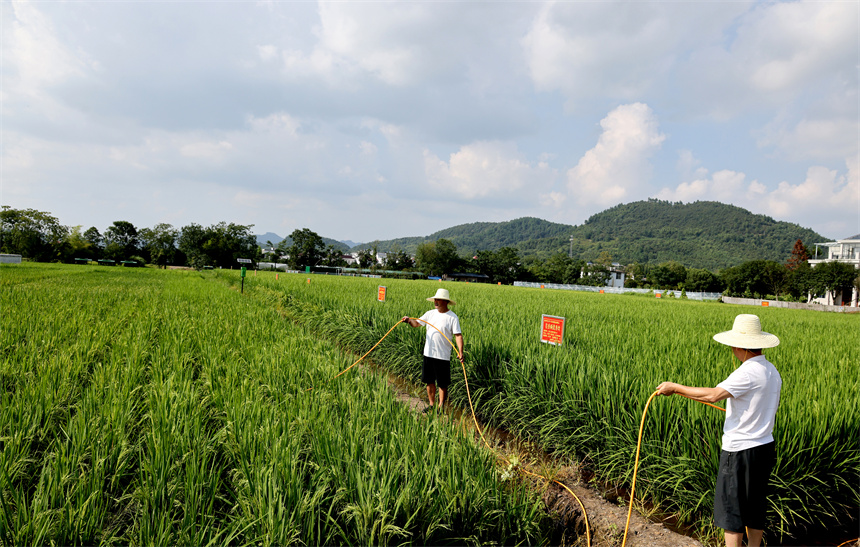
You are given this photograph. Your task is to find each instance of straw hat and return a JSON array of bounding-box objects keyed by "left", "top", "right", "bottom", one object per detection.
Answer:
[
  {"left": 427, "top": 288, "right": 456, "bottom": 305},
  {"left": 713, "top": 314, "right": 779, "bottom": 349}
]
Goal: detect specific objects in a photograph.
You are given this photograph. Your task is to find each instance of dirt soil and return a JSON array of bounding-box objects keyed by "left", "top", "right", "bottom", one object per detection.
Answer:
[{"left": 386, "top": 375, "right": 703, "bottom": 547}]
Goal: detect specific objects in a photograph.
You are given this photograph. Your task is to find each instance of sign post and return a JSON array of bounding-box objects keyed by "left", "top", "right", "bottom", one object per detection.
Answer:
[
  {"left": 540, "top": 314, "right": 565, "bottom": 346},
  {"left": 237, "top": 259, "right": 252, "bottom": 294},
  {"left": 377, "top": 286, "right": 387, "bottom": 302}
]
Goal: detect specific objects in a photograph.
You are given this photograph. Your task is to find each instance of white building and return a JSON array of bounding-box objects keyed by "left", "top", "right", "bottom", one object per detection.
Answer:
[{"left": 809, "top": 234, "right": 860, "bottom": 306}]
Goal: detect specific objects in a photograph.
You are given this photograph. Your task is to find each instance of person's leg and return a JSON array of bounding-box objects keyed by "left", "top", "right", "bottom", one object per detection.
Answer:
[
  {"left": 438, "top": 386, "right": 447, "bottom": 408},
  {"left": 724, "top": 531, "right": 743, "bottom": 547},
  {"left": 746, "top": 527, "right": 763, "bottom": 547},
  {"left": 426, "top": 383, "right": 436, "bottom": 407}
]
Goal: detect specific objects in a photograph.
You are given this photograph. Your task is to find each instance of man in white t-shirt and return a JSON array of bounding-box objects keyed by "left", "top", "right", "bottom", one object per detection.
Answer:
[
  {"left": 402, "top": 288, "right": 464, "bottom": 413},
  {"left": 656, "top": 314, "right": 781, "bottom": 547}
]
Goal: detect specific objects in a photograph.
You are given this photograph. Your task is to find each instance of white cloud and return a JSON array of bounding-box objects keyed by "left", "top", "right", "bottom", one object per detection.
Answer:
[
  {"left": 424, "top": 141, "right": 553, "bottom": 200},
  {"left": 758, "top": 115, "right": 858, "bottom": 162},
  {"left": 740, "top": 2, "right": 856, "bottom": 94},
  {"left": 522, "top": 2, "right": 744, "bottom": 108},
  {"left": 657, "top": 158, "right": 860, "bottom": 238},
  {"left": 567, "top": 103, "right": 665, "bottom": 205},
  {"left": 657, "top": 169, "right": 750, "bottom": 203},
  {"left": 180, "top": 140, "right": 234, "bottom": 159}
]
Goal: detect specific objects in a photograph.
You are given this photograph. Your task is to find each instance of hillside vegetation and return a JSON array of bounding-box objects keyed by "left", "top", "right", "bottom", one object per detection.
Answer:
[{"left": 364, "top": 200, "right": 826, "bottom": 271}]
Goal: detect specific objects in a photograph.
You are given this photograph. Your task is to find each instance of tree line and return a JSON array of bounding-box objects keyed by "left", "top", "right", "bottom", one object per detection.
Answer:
[{"left": 2, "top": 206, "right": 856, "bottom": 303}]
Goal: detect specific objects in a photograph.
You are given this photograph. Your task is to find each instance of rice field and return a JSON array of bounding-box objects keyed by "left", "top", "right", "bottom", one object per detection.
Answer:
[
  {"left": 0, "top": 264, "right": 549, "bottom": 545},
  {"left": 238, "top": 269, "right": 859, "bottom": 544},
  {"left": 2, "top": 263, "right": 857, "bottom": 545}
]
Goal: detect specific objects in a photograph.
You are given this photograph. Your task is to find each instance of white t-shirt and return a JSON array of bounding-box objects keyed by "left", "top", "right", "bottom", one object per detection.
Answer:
[
  {"left": 716, "top": 355, "right": 782, "bottom": 452},
  {"left": 419, "top": 309, "right": 462, "bottom": 361}
]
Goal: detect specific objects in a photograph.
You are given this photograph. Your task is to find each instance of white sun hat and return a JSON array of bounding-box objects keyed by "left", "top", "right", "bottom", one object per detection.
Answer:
[
  {"left": 426, "top": 288, "right": 456, "bottom": 305},
  {"left": 712, "top": 314, "right": 780, "bottom": 349}
]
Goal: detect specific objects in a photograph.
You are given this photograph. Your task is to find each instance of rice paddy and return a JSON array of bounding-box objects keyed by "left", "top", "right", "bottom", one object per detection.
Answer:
[{"left": 1, "top": 263, "right": 857, "bottom": 545}]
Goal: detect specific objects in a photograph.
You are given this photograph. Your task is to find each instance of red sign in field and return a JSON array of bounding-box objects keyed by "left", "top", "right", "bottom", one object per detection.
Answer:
[
  {"left": 540, "top": 314, "right": 565, "bottom": 346},
  {"left": 377, "top": 286, "right": 387, "bottom": 302}
]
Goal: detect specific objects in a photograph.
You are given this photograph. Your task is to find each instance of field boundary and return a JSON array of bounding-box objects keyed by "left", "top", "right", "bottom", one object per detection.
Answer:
[
  {"left": 721, "top": 296, "right": 860, "bottom": 313},
  {"left": 513, "top": 281, "right": 722, "bottom": 301}
]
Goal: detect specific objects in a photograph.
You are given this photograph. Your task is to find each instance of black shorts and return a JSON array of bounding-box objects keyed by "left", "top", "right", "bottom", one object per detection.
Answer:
[
  {"left": 714, "top": 442, "right": 776, "bottom": 533},
  {"left": 422, "top": 355, "right": 451, "bottom": 388}
]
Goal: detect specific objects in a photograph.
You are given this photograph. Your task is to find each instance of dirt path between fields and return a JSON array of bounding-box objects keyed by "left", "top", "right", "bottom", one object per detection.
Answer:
[{"left": 386, "top": 375, "right": 704, "bottom": 547}]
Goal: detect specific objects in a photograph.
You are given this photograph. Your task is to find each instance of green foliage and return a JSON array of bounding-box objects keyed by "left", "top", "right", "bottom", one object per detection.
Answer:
[
  {"left": 103, "top": 221, "right": 140, "bottom": 262},
  {"left": 650, "top": 261, "right": 687, "bottom": 290},
  {"left": 139, "top": 223, "right": 178, "bottom": 267},
  {"left": 416, "top": 239, "right": 461, "bottom": 277},
  {"left": 383, "top": 246, "right": 414, "bottom": 271},
  {"left": 0, "top": 206, "right": 69, "bottom": 262},
  {"left": 282, "top": 228, "right": 324, "bottom": 270},
  {"left": 473, "top": 247, "right": 526, "bottom": 284}
]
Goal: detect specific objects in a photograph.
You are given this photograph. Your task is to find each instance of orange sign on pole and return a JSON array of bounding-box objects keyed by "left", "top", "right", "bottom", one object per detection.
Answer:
[
  {"left": 540, "top": 315, "right": 565, "bottom": 346},
  {"left": 762, "top": 301, "right": 769, "bottom": 307},
  {"left": 655, "top": 293, "right": 662, "bottom": 298},
  {"left": 378, "top": 286, "right": 387, "bottom": 302},
  {"left": 599, "top": 289, "right": 604, "bottom": 294}
]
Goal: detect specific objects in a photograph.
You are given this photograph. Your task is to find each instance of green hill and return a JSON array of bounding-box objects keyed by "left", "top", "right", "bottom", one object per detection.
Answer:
[{"left": 367, "top": 200, "right": 828, "bottom": 271}]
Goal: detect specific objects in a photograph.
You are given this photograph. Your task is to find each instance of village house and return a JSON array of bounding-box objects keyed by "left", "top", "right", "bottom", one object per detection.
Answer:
[{"left": 809, "top": 234, "right": 860, "bottom": 306}]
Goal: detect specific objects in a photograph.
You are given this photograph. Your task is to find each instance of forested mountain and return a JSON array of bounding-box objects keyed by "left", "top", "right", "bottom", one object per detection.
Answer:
[
  {"left": 362, "top": 200, "right": 828, "bottom": 271},
  {"left": 364, "top": 217, "right": 572, "bottom": 256}
]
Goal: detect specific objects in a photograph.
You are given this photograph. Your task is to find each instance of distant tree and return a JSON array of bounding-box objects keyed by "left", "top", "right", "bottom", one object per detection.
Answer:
[
  {"left": 527, "top": 253, "right": 584, "bottom": 284},
  {"left": 624, "top": 262, "right": 651, "bottom": 288},
  {"left": 474, "top": 247, "right": 525, "bottom": 284},
  {"left": 0, "top": 206, "right": 69, "bottom": 262},
  {"left": 650, "top": 261, "right": 687, "bottom": 289},
  {"left": 807, "top": 261, "right": 858, "bottom": 304},
  {"left": 786, "top": 239, "right": 810, "bottom": 271},
  {"left": 321, "top": 245, "right": 347, "bottom": 268},
  {"left": 140, "top": 223, "right": 178, "bottom": 268},
  {"left": 83, "top": 227, "right": 104, "bottom": 259},
  {"left": 104, "top": 221, "right": 139, "bottom": 262},
  {"left": 720, "top": 260, "right": 788, "bottom": 298},
  {"left": 434, "top": 239, "right": 460, "bottom": 276},
  {"left": 179, "top": 223, "right": 214, "bottom": 269},
  {"left": 416, "top": 242, "right": 439, "bottom": 276},
  {"left": 416, "top": 239, "right": 461, "bottom": 277},
  {"left": 286, "top": 228, "right": 325, "bottom": 270},
  {"left": 356, "top": 248, "right": 376, "bottom": 269},
  {"left": 65, "top": 226, "right": 94, "bottom": 260},
  {"left": 579, "top": 262, "right": 610, "bottom": 286},
  {"left": 685, "top": 268, "right": 722, "bottom": 292},
  {"left": 383, "top": 247, "right": 413, "bottom": 270},
  {"left": 759, "top": 261, "right": 792, "bottom": 300},
  {"left": 595, "top": 251, "right": 613, "bottom": 267},
  {"left": 204, "top": 222, "right": 258, "bottom": 268}
]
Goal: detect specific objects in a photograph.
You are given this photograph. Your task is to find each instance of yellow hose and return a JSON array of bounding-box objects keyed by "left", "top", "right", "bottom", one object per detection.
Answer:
[
  {"left": 317, "top": 316, "right": 733, "bottom": 547},
  {"left": 321, "top": 317, "right": 592, "bottom": 546},
  {"left": 621, "top": 391, "right": 725, "bottom": 547}
]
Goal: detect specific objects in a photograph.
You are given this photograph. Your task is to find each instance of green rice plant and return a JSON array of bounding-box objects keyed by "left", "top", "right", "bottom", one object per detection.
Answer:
[
  {"left": 1, "top": 263, "right": 552, "bottom": 546},
  {"left": 242, "top": 270, "right": 859, "bottom": 543}
]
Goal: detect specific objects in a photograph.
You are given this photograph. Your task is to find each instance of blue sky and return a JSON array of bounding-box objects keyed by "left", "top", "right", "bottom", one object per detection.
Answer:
[{"left": 2, "top": 0, "right": 858, "bottom": 243}]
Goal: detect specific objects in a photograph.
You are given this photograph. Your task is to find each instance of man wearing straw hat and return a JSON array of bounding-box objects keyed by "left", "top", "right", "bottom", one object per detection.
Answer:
[
  {"left": 657, "top": 314, "right": 781, "bottom": 547},
  {"left": 402, "top": 288, "right": 464, "bottom": 413}
]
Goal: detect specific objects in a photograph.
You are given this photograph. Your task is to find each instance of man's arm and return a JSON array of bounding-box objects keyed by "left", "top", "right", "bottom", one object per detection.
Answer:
[
  {"left": 402, "top": 316, "right": 418, "bottom": 327},
  {"left": 454, "top": 333, "right": 464, "bottom": 363},
  {"left": 656, "top": 382, "right": 732, "bottom": 404}
]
